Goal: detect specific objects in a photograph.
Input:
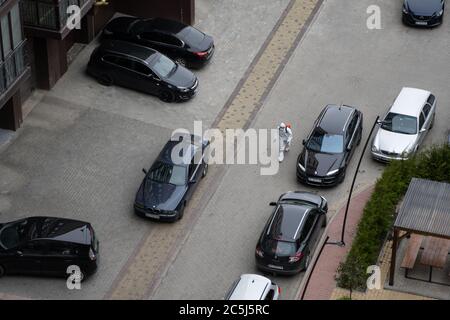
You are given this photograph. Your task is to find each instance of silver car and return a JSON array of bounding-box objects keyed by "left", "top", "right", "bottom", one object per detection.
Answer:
[{"left": 371, "top": 87, "right": 436, "bottom": 162}]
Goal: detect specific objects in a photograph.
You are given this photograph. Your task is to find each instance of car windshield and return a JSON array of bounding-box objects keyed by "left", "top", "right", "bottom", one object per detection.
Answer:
[
  {"left": 179, "top": 26, "right": 205, "bottom": 46},
  {"left": 0, "top": 220, "right": 30, "bottom": 250},
  {"left": 307, "top": 130, "right": 344, "bottom": 154},
  {"left": 150, "top": 54, "right": 176, "bottom": 78},
  {"left": 381, "top": 112, "right": 417, "bottom": 135},
  {"left": 148, "top": 161, "right": 187, "bottom": 186},
  {"left": 262, "top": 239, "right": 296, "bottom": 257}
]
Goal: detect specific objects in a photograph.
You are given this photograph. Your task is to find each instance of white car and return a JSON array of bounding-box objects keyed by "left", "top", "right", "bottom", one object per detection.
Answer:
[
  {"left": 371, "top": 87, "right": 436, "bottom": 162},
  {"left": 225, "top": 274, "right": 280, "bottom": 300}
]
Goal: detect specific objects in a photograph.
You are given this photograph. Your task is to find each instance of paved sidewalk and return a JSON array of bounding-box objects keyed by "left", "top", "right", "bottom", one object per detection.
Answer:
[
  {"left": 300, "top": 185, "right": 432, "bottom": 300},
  {"left": 300, "top": 185, "right": 375, "bottom": 300}
]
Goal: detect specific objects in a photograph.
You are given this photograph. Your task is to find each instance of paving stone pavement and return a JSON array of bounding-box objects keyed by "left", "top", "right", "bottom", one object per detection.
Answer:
[{"left": 107, "top": 0, "right": 322, "bottom": 300}]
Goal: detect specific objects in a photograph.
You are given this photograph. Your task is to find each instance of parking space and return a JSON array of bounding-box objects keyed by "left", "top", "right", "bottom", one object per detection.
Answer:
[{"left": 151, "top": 0, "right": 450, "bottom": 300}]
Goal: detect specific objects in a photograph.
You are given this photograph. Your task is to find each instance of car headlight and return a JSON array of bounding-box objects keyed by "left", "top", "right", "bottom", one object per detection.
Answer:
[
  {"left": 403, "top": 6, "right": 409, "bottom": 14},
  {"left": 298, "top": 163, "right": 306, "bottom": 171},
  {"left": 326, "top": 169, "right": 339, "bottom": 176},
  {"left": 135, "top": 202, "right": 144, "bottom": 209},
  {"left": 371, "top": 144, "right": 379, "bottom": 152},
  {"left": 178, "top": 87, "right": 190, "bottom": 92},
  {"left": 436, "top": 9, "right": 444, "bottom": 16}
]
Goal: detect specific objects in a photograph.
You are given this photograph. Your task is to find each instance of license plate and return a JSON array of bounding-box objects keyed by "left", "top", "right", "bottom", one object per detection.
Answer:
[
  {"left": 145, "top": 213, "right": 160, "bottom": 219},
  {"left": 309, "top": 178, "right": 322, "bottom": 183},
  {"left": 268, "top": 264, "right": 284, "bottom": 270},
  {"left": 416, "top": 21, "right": 427, "bottom": 25}
]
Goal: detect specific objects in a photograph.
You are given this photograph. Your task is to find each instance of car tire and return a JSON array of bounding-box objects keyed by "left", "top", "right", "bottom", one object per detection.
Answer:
[
  {"left": 98, "top": 74, "right": 113, "bottom": 86},
  {"left": 0, "top": 265, "right": 5, "bottom": 277},
  {"left": 178, "top": 202, "right": 186, "bottom": 220},
  {"left": 321, "top": 216, "right": 327, "bottom": 228},
  {"left": 159, "top": 90, "right": 175, "bottom": 103},
  {"left": 202, "top": 163, "right": 208, "bottom": 178},
  {"left": 175, "top": 57, "right": 187, "bottom": 67},
  {"left": 303, "top": 252, "right": 311, "bottom": 271}
]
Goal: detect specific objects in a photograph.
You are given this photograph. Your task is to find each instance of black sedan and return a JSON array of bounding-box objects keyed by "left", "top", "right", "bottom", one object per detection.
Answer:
[
  {"left": 134, "top": 134, "right": 209, "bottom": 222},
  {"left": 0, "top": 217, "right": 99, "bottom": 280},
  {"left": 87, "top": 40, "right": 198, "bottom": 102},
  {"left": 102, "top": 17, "right": 214, "bottom": 68},
  {"left": 402, "top": 0, "right": 445, "bottom": 27},
  {"left": 297, "top": 105, "right": 363, "bottom": 187},
  {"left": 255, "top": 192, "right": 327, "bottom": 275}
]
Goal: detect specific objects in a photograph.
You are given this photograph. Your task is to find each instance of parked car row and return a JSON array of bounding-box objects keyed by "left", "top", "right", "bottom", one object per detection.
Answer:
[{"left": 87, "top": 17, "right": 215, "bottom": 102}]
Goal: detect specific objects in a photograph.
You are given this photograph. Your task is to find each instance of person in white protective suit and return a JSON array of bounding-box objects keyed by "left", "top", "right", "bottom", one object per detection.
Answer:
[{"left": 278, "top": 122, "right": 293, "bottom": 151}]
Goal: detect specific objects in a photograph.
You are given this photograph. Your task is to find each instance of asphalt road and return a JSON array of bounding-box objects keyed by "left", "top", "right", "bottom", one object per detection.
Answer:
[{"left": 151, "top": 0, "right": 450, "bottom": 300}]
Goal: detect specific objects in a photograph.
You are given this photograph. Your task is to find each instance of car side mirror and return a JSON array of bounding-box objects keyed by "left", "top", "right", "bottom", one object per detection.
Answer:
[
  {"left": 189, "top": 179, "right": 197, "bottom": 184},
  {"left": 16, "top": 250, "right": 23, "bottom": 256},
  {"left": 142, "top": 168, "right": 148, "bottom": 175},
  {"left": 302, "top": 140, "right": 306, "bottom": 146},
  {"left": 420, "top": 128, "right": 427, "bottom": 133},
  {"left": 269, "top": 202, "right": 277, "bottom": 206}
]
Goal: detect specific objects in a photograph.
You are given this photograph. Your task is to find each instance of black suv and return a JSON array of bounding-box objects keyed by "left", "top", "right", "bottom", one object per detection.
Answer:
[
  {"left": 134, "top": 134, "right": 209, "bottom": 222},
  {"left": 297, "top": 105, "right": 363, "bottom": 187},
  {"left": 255, "top": 192, "right": 327, "bottom": 275},
  {"left": 0, "top": 217, "right": 99, "bottom": 280},
  {"left": 87, "top": 40, "right": 198, "bottom": 102},
  {"left": 103, "top": 17, "right": 215, "bottom": 68}
]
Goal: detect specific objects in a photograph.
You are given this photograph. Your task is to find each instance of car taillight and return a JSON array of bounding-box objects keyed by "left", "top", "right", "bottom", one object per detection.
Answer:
[
  {"left": 255, "top": 246, "right": 264, "bottom": 258},
  {"left": 194, "top": 51, "right": 208, "bottom": 58},
  {"left": 278, "top": 286, "right": 281, "bottom": 295},
  {"left": 89, "top": 248, "right": 96, "bottom": 261},
  {"left": 288, "top": 252, "right": 303, "bottom": 263}
]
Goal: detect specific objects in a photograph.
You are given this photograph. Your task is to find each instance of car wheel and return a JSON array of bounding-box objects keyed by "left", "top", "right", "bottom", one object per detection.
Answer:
[
  {"left": 0, "top": 265, "right": 5, "bottom": 277},
  {"left": 98, "top": 74, "right": 113, "bottom": 86},
  {"left": 429, "top": 114, "right": 435, "bottom": 129},
  {"left": 178, "top": 202, "right": 186, "bottom": 220},
  {"left": 303, "top": 252, "right": 311, "bottom": 271},
  {"left": 175, "top": 57, "right": 187, "bottom": 67},
  {"left": 202, "top": 163, "right": 208, "bottom": 178},
  {"left": 159, "top": 90, "right": 175, "bottom": 103},
  {"left": 321, "top": 216, "right": 327, "bottom": 228}
]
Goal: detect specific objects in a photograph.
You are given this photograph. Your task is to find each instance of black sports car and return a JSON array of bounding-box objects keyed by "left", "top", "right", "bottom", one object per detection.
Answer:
[
  {"left": 255, "top": 192, "right": 328, "bottom": 275},
  {"left": 103, "top": 17, "right": 214, "bottom": 68},
  {"left": 297, "top": 105, "right": 363, "bottom": 187},
  {"left": 402, "top": 0, "right": 445, "bottom": 27},
  {"left": 134, "top": 134, "right": 209, "bottom": 222}
]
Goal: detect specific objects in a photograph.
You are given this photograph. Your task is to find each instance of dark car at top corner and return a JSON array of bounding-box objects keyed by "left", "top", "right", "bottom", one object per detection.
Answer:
[
  {"left": 0, "top": 217, "right": 99, "bottom": 280},
  {"left": 102, "top": 16, "right": 215, "bottom": 69},
  {"left": 87, "top": 40, "right": 198, "bottom": 102},
  {"left": 134, "top": 134, "right": 210, "bottom": 222},
  {"left": 402, "top": 0, "right": 445, "bottom": 27},
  {"left": 255, "top": 191, "right": 328, "bottom": 275},
  {"left": 297, "top": 104, "right": 363, "bottom": 187}
]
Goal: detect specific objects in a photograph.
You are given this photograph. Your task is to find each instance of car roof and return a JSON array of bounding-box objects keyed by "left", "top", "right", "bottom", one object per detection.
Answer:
[
  {"left": 390, "top": 87, "right": 431, "bottom": 117},
  {"left": 268, "top": 204, "right": 310, "bottom": 241},
  {"left": 158, "top": 134, "right": 205, "bottom": 165},
  {"left": 97, "top": 40, "right": 158, "bottom": 62},
  {"left": 317, "top": 104, "right": 356, "bottom": 135},
  {"left": 27, "top": 217, "right": 91, "bottom": 246},
  {"left": 144, "top": 17, "right": 188, "bottom": 35},
  {"left": 228, "top": 274, "right": 272, "bottom": 300}
]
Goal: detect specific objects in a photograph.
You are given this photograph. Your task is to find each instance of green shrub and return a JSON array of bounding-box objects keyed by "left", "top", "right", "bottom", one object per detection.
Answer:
[{"left": 336, "top": 144, "right": 450, "bottom": 290}]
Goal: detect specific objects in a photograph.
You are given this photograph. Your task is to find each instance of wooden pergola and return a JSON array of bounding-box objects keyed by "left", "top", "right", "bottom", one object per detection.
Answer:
[{"left": 390, "top": 178, "right": 450, "bottom": 286}]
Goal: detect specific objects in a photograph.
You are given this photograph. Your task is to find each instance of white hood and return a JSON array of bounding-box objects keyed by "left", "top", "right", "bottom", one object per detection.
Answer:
[{"left": 374, "top": 128, "right": 417, "bottom": 154}]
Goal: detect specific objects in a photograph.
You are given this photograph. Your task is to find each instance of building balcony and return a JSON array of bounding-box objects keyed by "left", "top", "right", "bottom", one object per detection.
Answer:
[
  {"left": 20, "top": 0, "right": 94, "bottom": 39},
  {"left": 0, "top": 40, "right": 29, "bottom": 98}
]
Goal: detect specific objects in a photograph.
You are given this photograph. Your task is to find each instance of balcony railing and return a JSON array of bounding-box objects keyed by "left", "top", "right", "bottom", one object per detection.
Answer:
[
  {"left": 20, "top": 0, "right": 92, "bottom": 31},
  {"left": 0, "top": 40, "right": 27, "bottom": 96}
]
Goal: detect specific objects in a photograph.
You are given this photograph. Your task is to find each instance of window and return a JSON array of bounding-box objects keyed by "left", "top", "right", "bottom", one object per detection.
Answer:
[
  {"left": 419, "top": 112, "right": 425, "bottom": 129},
  {"left": 381, "top": 112, "right": 417, "bottom": 135},
  {"left": 132, "top": 61, "right": 151, "bottom": 76},
  {"left": 1, "top": 14, "right": 11, "bottom": 57},
  {"left": 103, "top": 55, "right": 133, "bottom": 70},
  {"left": 307, "top": 131, "right": 344, "bottom": 154},
  {"left": 427, "top": 94, "right": 436, "bottom": 106},
  {"left": 10, "top": 4, "right": 22, "bottom": 49},
  {"left": 423, "top": 104, "right": 432, "bottom": 117},
  {"left": 141, "top": 32, "right": 182, "bottom": 46},
  {"left": 299, "top": 214, "right": 316, "bottom": 242},
  {"left": 346, "top": 116, "right": 358, "bottom": 143},
  {"left": 148, "top": 161, "right": 187, "bottom": 186}
]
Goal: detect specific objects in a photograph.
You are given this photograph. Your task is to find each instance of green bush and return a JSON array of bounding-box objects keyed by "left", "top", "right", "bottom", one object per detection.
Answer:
[{"left": 336, "top": 144, "right": 450, "bottom": 290}]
